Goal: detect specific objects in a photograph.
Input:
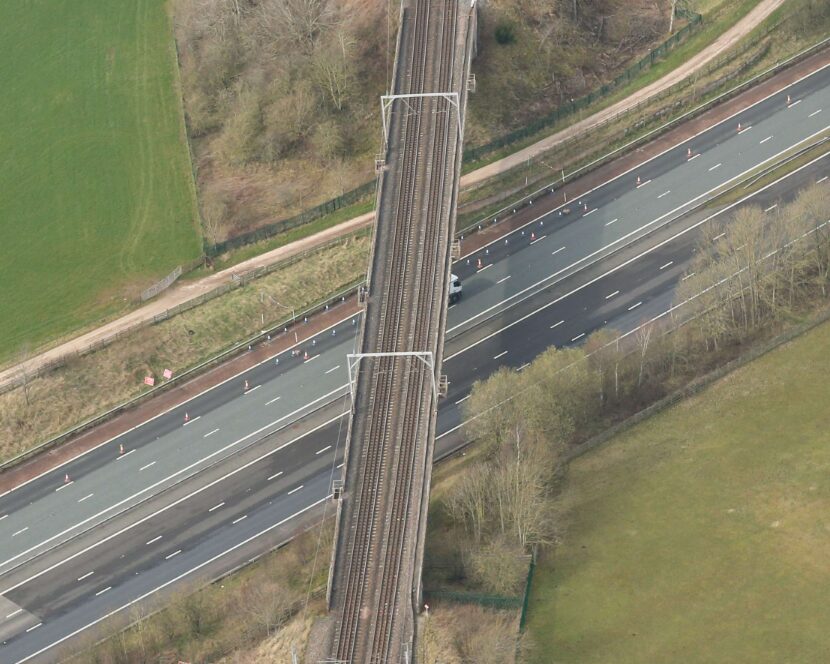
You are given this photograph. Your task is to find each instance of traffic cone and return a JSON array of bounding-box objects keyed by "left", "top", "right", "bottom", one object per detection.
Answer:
[
  {"left": 244, "top": 379, "right": 249, "bottom": 391},
  {"left": 119, "top": 443, "right": 124, "bottom": 455},
  {"left": 737, "top": 122, "right": 742, "bottom": 132},
  {"left": 584, "top": 203, "right": 588, "bottom": 212},
  {"left": 687, "top": 147, "right": 692, "bottom": 158},
  {"left": 477, "top": 257, "right": 482, "bottom": 269},
  {"left": 531, "top": 232, "right": 536, "bottom": 241},
  {"left": 304, "top": 350, "right": 309, "bottom": 361},
  {"left": 636, "top": 175, "right": 641, "bottom": 185},
  {"left": 184, "top": 412, "right": 190, "bottom": 423},
  {"left": 787, "top": 94, "right": 791, "bottom": 105},
  {"left": 64, "top": 473, "right": 70, "bottom": 484}
]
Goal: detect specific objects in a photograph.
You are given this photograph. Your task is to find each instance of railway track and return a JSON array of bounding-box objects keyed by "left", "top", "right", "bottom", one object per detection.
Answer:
[{"left": 329, "top": 0, "right": 466, "bottom": 660}]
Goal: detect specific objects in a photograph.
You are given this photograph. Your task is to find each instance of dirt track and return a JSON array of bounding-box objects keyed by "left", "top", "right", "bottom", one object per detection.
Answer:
[{"left": 0, "top": 0, "right": 788, "bottom": 391}]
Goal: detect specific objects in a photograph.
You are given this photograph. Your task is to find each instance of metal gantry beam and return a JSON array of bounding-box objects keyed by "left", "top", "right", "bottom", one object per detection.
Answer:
[
  {"left": 346, "top": 352, "right": 439, "bottom": 402},
  {"left": 380, "top": 93, "right": 462, "bottom": 147}
]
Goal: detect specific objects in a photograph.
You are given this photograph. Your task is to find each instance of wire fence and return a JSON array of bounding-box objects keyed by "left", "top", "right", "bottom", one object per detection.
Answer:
[
  {"left": 202, "top": 7, "right": 702, "bottom": 258},
  {"left": 0, "top": 232, "right": 369, "bottom": 471},
  {"left": 456, "top": 30, "right": 830, "bottom": 237}
]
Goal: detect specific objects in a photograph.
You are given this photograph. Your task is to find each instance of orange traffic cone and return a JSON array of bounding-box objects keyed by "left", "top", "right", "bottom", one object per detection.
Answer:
[
  {"left": 244, "top": 379, "right": 249, "bottom": 391},
  {"left": 184, "top": 412, "right": 190, "bottom": 423},
  {"left": 304, "top": 350, "right": 309, "bottom": 361},
  {"left": 737, "top": 122, "right": 742, "bottom": 132},
  {"left": 64, "top": 473, "right": 71, "bottom": 484},
  {"left": 787, "top": 94, "right": 791, "bottom": 105},
  {"left": 119, "top": 443, "right": 125, "bottom": 455},
  {"left": 636, "top": 175, "right": 641, "bottom": 185},
  {"left": 476, "top": 257, "right": 482, "bottom": 269},
  {"left": 531, "top": 232, "right": 536, "bottom": 241},
  {"left": 687, "top": 147, "right": 692, "bottom": 158}
]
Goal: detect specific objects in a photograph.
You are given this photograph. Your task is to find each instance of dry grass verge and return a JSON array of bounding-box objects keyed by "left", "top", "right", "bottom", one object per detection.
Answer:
[{"left": 0, "top": 236, "right": 370, "bottom": 462}]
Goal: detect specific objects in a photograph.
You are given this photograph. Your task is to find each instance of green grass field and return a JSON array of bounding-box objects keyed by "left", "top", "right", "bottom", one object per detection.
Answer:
[
  {"left": 0, "top": 0, "right": 201, "bottom": 362},
  {"left": 526, "top": 320, "right": 830, "bottom": 663}
]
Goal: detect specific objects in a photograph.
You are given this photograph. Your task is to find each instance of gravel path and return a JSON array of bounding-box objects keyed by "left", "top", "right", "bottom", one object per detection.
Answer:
[{"left": 0, "top": 0, "right": 788, "bottom": 391}]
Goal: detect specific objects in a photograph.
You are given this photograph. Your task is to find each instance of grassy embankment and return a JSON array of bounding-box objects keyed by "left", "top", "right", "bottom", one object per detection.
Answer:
[
  {"left": 525, "top": 317, "right": 830, "bottom": 663},
  {"left": 0, "top": 0, "right": 202, "bottom": 364}
]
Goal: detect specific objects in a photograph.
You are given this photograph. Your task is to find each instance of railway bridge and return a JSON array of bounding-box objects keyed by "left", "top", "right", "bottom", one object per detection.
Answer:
[{"left": 321, "top": 0, "right": 476, "bottom": 661}]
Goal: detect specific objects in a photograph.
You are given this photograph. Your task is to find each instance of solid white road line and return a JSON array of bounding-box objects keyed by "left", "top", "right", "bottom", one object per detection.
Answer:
[
  {"left": 13, "top": 497, "right": 330, "bottom": 664},
  {"left": 760, "top": 136, "right": 773, "bottom": 144},
  {"left": 571, "top": 333, "right": 585, "bottom": 342},
  {"left": 287, "top": 486, "right": 303, "bottom": 495},
  {"left": 0, "top": 307, "right": 358, "bottom": 502},
  {"left": 605, "top": 290, "right": 620, "bottom": 299},
  {"left": 25, "top": 623, "right": 42, "bottom": 632},
  {"left": 145, "top": 536, "right": 162, "bottom": 546},
  {"left": 315, "top": 445, "right": 332, "bottom": 455},
  {"left": 451, "top": 129, "right": 830, "bottom": 339},
  {"left": 12, "top": 528, "right": 28, "bottom": 537},
  {"left": 267, "top": 472, "right": 283, "bottom": 481},
  {"left": 325, "top": 365, "right": 341, "bottom": 375},
  {"left": 550, "top": 320, "right": 564, "bottom": 329},
  {"left": 266, "top": 396, "right": 281, "bottom": 405},
  {"left": 493, "top": 350, "right": 508, "bottom": 360},
  {"left": 497, "top": 275, "right": 511, "bottom": 284},
  {"left": 458, "top": 61, "right": 830, "bottom": 267},
  {"left": 78, "top": 494, "right": 94, "bottom": 503},
  {"left": 77, "top": 571, "right": 94, "bottom": 582},
  {"left": 446, "top": 154, "right": 830, "bottom": 365},
  {"left": 95, "top": 587, "right": 111, "bottom": 596},
  {"left": 605, "top": 218, "right": 618, "bottom": 226},
  {"left": 232, "top": 516, "right": 247, "bottom": 525},
  {"left": 628, "top": 302, "right": 643, "bottom": 311},
  {"left": 183, "top": 416, "right": 201, "bottom": 426},
  {"left": 658, "top": 190, "right": 671, "bottom": 199},
  {"left": 709, "top": 163, "right": 722, "bottom": 171},
  {"left": 0, "top": 385, "right": 350, "bottom": 575},
  {"left": 659, "top": 261, "right": 674, "bottom": 270},
  {"left": 165, "top": 550, "right": 182, "bottom": 560},
  {"left": 455, "top": 395, "right": 470, "bottom": 405},
  {"left": 208, "top": 502, "right": 225, "bottom": 513}
]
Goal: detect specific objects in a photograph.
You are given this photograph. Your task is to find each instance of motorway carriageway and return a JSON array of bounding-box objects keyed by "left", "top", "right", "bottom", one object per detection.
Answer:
[{"left": 0, "top": 64, "right": 828, "bottom": 662}]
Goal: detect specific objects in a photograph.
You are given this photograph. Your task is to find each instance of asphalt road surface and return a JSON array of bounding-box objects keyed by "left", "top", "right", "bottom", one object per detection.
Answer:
[{"left": 0, "top": 63, "right": 828, "bottom": 662}]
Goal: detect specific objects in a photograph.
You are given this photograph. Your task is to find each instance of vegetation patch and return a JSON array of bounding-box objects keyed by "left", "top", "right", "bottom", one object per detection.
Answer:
[
  {"left": 0, "top": 0, "right": 202, "bottom": 363},
  {"left": 525, "top": 304, "right": 830, "bottom": 663}
]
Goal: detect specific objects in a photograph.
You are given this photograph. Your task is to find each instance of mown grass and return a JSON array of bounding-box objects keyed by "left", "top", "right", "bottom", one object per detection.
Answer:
[
  {"left": 525, "top": 318, "right": 830, "bottom": 663},
  {"left": 0, "top": 0, "right": 201, "bottom": 363}
]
